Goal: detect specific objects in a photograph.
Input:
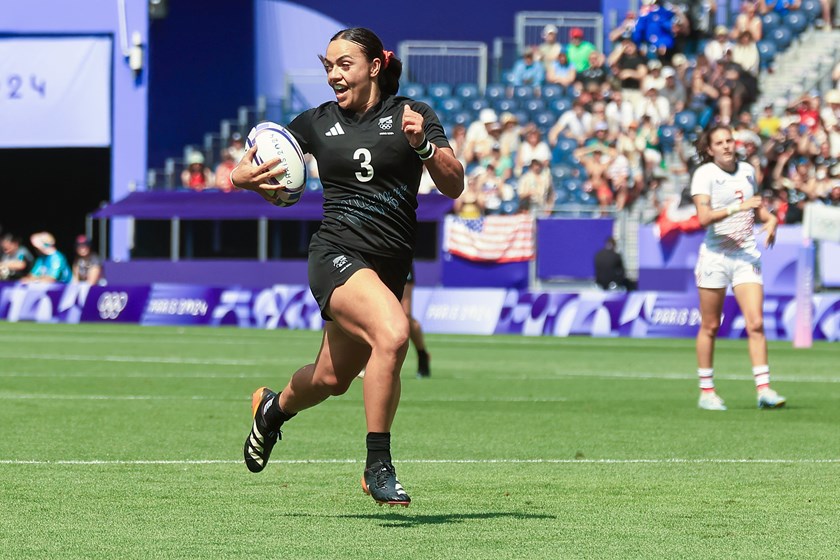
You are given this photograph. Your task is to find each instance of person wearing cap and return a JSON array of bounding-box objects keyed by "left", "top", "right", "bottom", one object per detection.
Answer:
[
  {"left": 515, "top": 127, "right": 552, "bottom": 174},
  {"left": 537, "top": 24, "right": 562, "bottom": 72},
  {"left": 180, "top": 150, "right": 214, "bottom": 191},
  {"left": 634, "top": 82, "right": 670, "bottom": 127},
  {"left": 228, "top": 132, "right": 247, "bottom": 163},
  {"left": 498, "top": 112, "right": 522, "bottom": 160},
  {"left": 566, "top": 27, "right": 596, "bottom": 72},
  {"left": 72, "top": 235, "right": 103, "bottom": 285},
  {"left": 659, "top": 65, "right": 686, "bottom": 110},
  {"left": 640, "top": 58, "right": 666, "bottom": 92},
  {"left": 0, "top": 233, "right": 34, "bottom": 281},
  {"left": 731, "top": 29, "right": 759, "bottom": 76},
  {"left": 704, "top": 25, "right": 733, "bottom": 66},
  {"left": 22, "top": 232, "right": 71, "bottom": 284},
  {"left": 464, "top": 108, "right": 499, "bottom": 164}
]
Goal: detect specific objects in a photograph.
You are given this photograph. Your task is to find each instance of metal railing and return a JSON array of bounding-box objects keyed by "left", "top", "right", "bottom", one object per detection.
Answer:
[
  {"left": 514, "top": 11, "right": 604, "bottom": 56},
  {"left": 397, "top": 41, "right": 488, "bottom": 93}
]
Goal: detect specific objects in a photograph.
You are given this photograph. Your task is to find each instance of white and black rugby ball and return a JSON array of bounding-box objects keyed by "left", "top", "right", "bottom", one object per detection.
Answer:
[{"left": 246, "top": 121, "right": 307, "bottom": 207}]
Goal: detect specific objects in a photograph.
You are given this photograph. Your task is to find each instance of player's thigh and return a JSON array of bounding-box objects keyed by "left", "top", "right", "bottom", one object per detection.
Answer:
[
  {"left": 697, "top": 287, "right": 727, "bottom": 328},
  {"left": 329, "top": 268, "right": 409, "bottom": 348}
]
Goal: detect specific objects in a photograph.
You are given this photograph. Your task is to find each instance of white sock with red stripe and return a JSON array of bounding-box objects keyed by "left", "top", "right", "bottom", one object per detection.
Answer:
[
  {"left": 698, "top": 368, "right": 715, "bottom": 393},
  {"left": 753, "top": 365, "right": 770, "bottom": 392}
]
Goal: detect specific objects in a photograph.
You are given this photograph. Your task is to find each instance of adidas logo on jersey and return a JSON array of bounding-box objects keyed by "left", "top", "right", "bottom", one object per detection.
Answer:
[{"left": 325, "top": 122, "right": 345, "bottom": 137}]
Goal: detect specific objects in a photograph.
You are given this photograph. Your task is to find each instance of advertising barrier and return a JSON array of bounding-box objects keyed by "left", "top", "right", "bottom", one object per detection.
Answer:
[{"left": 2, "top": 282, "right": 839, "bottom": 341}]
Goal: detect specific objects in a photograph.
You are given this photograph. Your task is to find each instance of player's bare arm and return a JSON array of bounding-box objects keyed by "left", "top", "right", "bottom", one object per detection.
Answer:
[
  {"left": 693, "top": 194, "right": 761, "bottom": 227},
  {"left": 402, "top": 104, "right": 464, "bottom": 199},
  {"left": 755, "top": 205, "right": 778, "bottom": 248}
]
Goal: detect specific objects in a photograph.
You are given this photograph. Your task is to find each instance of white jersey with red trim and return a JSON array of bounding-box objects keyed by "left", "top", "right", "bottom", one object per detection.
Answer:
[{"left": 690, "top": 161, "right": 759, "bottom": 257}]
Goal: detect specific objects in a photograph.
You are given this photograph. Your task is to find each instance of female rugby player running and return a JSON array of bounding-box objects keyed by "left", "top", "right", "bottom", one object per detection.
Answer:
[{"left": 231, "top": 27, "right": 464, "bottom": 505}]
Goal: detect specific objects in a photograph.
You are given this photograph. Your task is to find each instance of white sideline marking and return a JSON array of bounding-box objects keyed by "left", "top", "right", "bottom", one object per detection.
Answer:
[{"left": 0, "top": 458, "right": 837, "bottom": 466}]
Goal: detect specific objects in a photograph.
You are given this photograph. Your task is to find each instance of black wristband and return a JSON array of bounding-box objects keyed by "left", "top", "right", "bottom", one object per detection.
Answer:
[{"left": 413, "top": 138, "right": 435, "bottom": 160}]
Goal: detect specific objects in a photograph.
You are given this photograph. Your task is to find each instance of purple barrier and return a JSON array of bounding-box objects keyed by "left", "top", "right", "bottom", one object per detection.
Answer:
[
  {"left": 536, "top": 218, "right": 615, "bottom": 281},
  {"left": 637, "top": 224, "right": 807, "bottom": 295},
  {"left": 3, "top": 282, "right": 839, "bottom": 341},
  {"left": 93, "top": 190, "right": 455, "bottom": 221},
  {"left": 440, "top": 253, "right": 530, "bottom": 289}
]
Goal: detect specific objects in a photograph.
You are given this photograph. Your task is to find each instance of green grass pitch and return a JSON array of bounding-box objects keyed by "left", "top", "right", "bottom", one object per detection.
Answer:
[{"left": 0, "top": 321, "right": 838, "bottom": 559}]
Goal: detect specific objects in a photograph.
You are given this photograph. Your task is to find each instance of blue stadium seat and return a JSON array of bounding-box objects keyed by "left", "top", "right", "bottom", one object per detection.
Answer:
[
  {"left": 771, "top": 26, "right": 793, "bottom": 50},
  {"left": 576, "top": 190, "right": 598, "bottom": 206},
  {"left": 512, "top": 110, "right": 530, "bottom": 126},
  {"left": 541, "top": 84, "right": 565, "bottom": 100},
  {"left": 757, "top": 40, "right": 778, "bottom": 68},
  {"left": 485, "top": 83, "right": 506, "bottom": 100},
  {"left": 414, "top": 96, "right": 435, "bottom": 109},
  {"left": 551, "top": 164, "right": 574, "bottom": 181},
  {"left": 552, "top": 136, "right": 578, "bottom": 163},
  {"left": 493, "top": 98, "right": 520, "bottom": 113},
  {"left": 438, "top": 96, "right": 463, "bottom": 113},
  {"left": 783, "top": 11, "right": 808, "bottom": 35},
  {"left": 533, "top": 110, "right": 556, "bottom": 131},
  {"left": 564, "top": 178, "right": 584, "bottom": 194},
  {"left": 499, "top": 199, "right": 519, "bottom": 215},
  {"left": 524, "top": 98, "right": 546, "bottom": 113},
  {"left": 801, "top": 0, "right": 822, "bottom": 21},
  {"left": 761, "top": 11, "right": 781, "bottom": 35},
  {"left": 427, "top": 83, "right": 453, "bottom": 98},
  {"left": 450, "top": 110, "right": 474, "bottom": 126},
  {"left": 401, "top": 82, "right": 425, "bottom": 98},
  {"left": 512, "top": 85, "right": 536, "bottom": 100},
  {"left": 550, "top": 97, "right": 572, "bottom": 114},
  {"left": 454, "top": 83, "right": 480, "bottom": 99},
  {"left": 674, "top": 110, "right": 698, "bottom": 132},
  {"left": 553, "top": 187, "right": 570, "bottom": 206},
  {"left": 467, "top": 98, "right": 489, "bottom": 113},
  {"left": 658, "top": 125, "right": 678, "bottom": 154}
]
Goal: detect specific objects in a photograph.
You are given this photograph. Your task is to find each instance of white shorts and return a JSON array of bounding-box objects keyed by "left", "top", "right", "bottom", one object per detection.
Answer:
[{"left": 694, "top": 245, "right": 762, "bottom": 289}]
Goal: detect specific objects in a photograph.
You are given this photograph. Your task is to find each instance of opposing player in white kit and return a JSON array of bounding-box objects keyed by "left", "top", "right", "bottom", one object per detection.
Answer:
[{"left": 690, "top": 125, "right": 786, "bottom": 411}]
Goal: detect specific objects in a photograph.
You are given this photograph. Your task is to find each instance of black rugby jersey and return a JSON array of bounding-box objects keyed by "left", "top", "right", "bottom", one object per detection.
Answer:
[{"left": 287, "top": 95, "right": 450, "bottom": 257}]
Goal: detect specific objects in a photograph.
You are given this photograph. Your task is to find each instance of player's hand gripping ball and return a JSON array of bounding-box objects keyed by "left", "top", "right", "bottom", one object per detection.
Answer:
[{"left": 245, "top": 122, "right": 307, "bottom": 207}]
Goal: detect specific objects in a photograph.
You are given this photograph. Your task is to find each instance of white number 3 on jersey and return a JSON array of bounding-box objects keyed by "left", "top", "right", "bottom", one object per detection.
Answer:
[{"left": 354, "top": 148, "right": 374, "bottom": 183}]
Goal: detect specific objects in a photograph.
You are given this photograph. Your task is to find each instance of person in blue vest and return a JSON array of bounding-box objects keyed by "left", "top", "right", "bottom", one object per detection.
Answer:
[{"left": 22, "top": 232, "right": 71, "bottom": 284}]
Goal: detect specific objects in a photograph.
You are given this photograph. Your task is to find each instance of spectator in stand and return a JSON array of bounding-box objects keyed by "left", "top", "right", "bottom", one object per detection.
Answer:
[
  {"left": 516, "top": 159, "right": 556, "bottom": 216},
  {"left": 449, "top": 123, "right": 468, "bottom": 165},
  {"left": 71, "top": 235, "right": 103, "bottom": 285},
  {"left": 566, "top": 28, "right": 596, "bottom": 72},
  {"left": 508, "top": 49, "right": 545, "bottom": 90},
  {"left": 548, "top": 99, "right": 593, "bottom": 146},
  {"left": 791, "top": 93, "right": 822, "bottom": 134},
  {"left": 537, "top": 25, "right": 563, "bottom": 72},
  {"left": 805, "top": 162, "right": 836, "bottom": 199},
  {"left": 605, "top": 89, "right": 636, "bottom": 132},
  {"left": 833, "top": 61, "right": 840, "bottom": 88},
  {"left": 704, "top": 25, "right": 733, "bottom": 67},
  {"left": 632, "top": 0, "right": 682, "bottom": 61},
  {"left": 609, "top": 11, "right": 637, "bottom": 44},
  {"left": 687, "top": 66, "right": 720, "bottom": 128},
  {"left": 731, "top": 30, "right": 760, "bottom": 77},
  {"left": 453, "top": 169, "right": 487, "bottom": 218},
  {"left": 732, "top": 0, "right": 763, "bottom": 41},
  {"left": 497, "top": 113, "right": 522, "bottom": 161},
  {"left": 228, "top": 132, "right": 247, "bottom": 163},
  {"left": 819, "top": 90, "right": 840, "bottom": 156},
  {"left": 215, "top": 148, "right": 237, "bottom": 192},
  {"left": 640, "top": 59, "right": 666, "bottom": 92},
  {"left": 464, "top": 108, "right": 499, "bottom": 165},
  {"left": 670, "top": 52, "right": 691, "bottom": 87},
  {"left": 515, "top": 127, "right": 552, "bottom": 174},
  {"left": 757, "top": 103, "right": 782, "bottom": 138},
  {"left": 181, "top": 151, "right": 214, "bottom": 191},
  {"left": 660, "top": 66, "right": 687, "bottom": 111},
  {"left": 635, "top": 114, "right": 664, "bottom": 177},
  {"left": 680, "top": 0, "right": 716, "bottom": 55},
  {"left": 608, "top": 37, "right": 648, "bottom": 106},
  {"left": 546, "top": 50, "right": 577, "bottom": 91},
  {"left": 813, "top": 140, "right": 839, "bottom": 169},
  {"left": 828, "top": 184, "right": 840, "bottom": 206},
  {"left": 481, "top": 143, "right": 514, "bottom": 183},
  {"left": 635, "top": 84, "right": 671, "bottom": 127},
  {"left": 578, "top": 51, "right": 610, "bottom": 92},
  {"left": 575, "top": 142, "right": 618, "bottom": 212},
  {"left": 759, "top": 0, "right": 802, "bottom": 17},
  {"left": 21, "top": 232, "right": 71, "bottom": 284},
  {"left": 0, "top": 233, "right": 33, "bottom": 281}
]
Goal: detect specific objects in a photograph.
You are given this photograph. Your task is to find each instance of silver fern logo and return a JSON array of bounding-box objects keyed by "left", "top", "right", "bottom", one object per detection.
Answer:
[{"left": 379, "top": 116, "right": 393, "bottom": 130}]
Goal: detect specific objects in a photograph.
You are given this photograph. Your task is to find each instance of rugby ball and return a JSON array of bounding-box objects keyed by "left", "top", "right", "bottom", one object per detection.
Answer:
[{"left": 246, "top": 121, "right": 307, "bottom": 207}]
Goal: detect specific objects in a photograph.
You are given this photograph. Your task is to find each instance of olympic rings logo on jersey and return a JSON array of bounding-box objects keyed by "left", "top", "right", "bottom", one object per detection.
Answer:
[{"left": 97, "top": 291, "right": 129, "bottom": 320}]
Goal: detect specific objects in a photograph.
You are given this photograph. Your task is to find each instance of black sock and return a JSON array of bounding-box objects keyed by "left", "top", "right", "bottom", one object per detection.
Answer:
[
  {"left": 262, "top": 393, "right": 296, "bottom": 430},
  {"left": 365, "top": 432, "right": 391, "bottom": 469},
  {"left": 417, "top": 349, "right": 430, "bottom": 375}
]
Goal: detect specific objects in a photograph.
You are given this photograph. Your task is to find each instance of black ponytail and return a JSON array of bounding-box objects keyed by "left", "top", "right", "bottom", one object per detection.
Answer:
[{"left": 331, "top": 27, "right": 402, "bottom": 96}]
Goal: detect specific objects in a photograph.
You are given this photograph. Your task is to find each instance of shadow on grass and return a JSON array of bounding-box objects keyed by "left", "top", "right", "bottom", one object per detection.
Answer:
[{"left": 281, "top": 511, "right": 556, "bottom": 528}]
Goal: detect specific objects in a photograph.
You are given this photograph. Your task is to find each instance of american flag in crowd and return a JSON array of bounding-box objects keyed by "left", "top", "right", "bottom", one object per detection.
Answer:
[{"left": 443, "top": 214, "right": 535, "bottom": 263}]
